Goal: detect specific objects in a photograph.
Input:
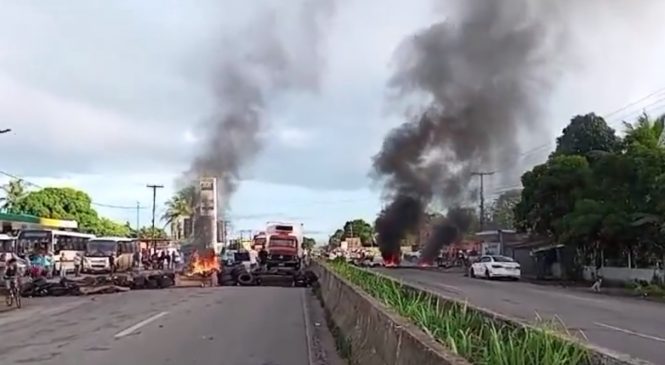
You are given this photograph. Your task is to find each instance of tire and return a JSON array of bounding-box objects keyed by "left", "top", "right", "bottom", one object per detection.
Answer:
[
  {"left": 470, "top": 267, "right": 476, "bottom": 278},
  {"left": 237, "top": 273, "right": 254, "bottom": 286},
  {"left": 221, "top": 279, "right": 236, "bottom": 286},
  {"left": 484, "top": 268, "right": 491, "bottom": 279}
]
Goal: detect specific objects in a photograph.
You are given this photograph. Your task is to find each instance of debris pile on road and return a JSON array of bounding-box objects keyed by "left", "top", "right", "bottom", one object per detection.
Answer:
[
  {"left": 217, "top": 264, "right": 314, "bottom": 287},
  {"left": 19, "top": 271, "right": 176, "bottom": 297}
]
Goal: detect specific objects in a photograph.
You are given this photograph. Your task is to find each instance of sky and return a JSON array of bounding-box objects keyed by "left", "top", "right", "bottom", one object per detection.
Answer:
[{"left": 1, "top": 0, "right": 665, "bottom": 242}]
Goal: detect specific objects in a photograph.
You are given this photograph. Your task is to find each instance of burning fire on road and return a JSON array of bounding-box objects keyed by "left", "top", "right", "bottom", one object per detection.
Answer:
[
  {"left": 382, "top": 253, "right": 401, "bottom": 268},
  {"left": 186, "top": 249, "right": 220, "bottom": 277}
]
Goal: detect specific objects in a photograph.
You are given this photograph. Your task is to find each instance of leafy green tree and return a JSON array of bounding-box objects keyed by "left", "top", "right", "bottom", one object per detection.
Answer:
[
  {"left": 342, "top": 219, "right": 375, "bottom": 246},
  {"left": 514, "top": 155, "right": 592, "bottom": 235},
  {"left": 162, "top": 186, "right": 196, "bottom": 225},
  {"left": 328, "top": 229, "right": 343, "bottom": 247},
  {"left": 489, "top": 189, "right": 521, "bottom": 229},
  {"left": 303, "top": 236, "right": 316, "bottom": 251},
  {"left": 9, "top": 187, "right": 101, "bottom": 233},
  {"left": 96, "top": 217, "right": 132, "bottom": 237},
  {"left": 1, "top": 179, "right": 29, "bottom": 212},
  {"left": 137, "top": 226, "right": 168, "bottom": 239},
  {"left": 623, "top": 113, "right": 665, "bottom": 150},
  {"left": 446, "top": 207, "right": 478, "bottom": 234},
  {"left": 554, "top": 113, "right": 621, "bottom": 157}
]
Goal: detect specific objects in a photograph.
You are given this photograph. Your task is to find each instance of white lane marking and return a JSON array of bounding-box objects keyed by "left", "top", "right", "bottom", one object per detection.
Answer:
[
  {"left": 301, "top": 290, "right": 315, "bottom": 365},
  {"left": 594, "top": 322, "right": 665, "bottom": 343},
  {"left": 114, "top": 311, "right": 169, "bottom": 339}
]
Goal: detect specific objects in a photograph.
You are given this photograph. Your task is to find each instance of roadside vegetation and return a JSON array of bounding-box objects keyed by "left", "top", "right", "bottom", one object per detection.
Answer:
[
  {"left": 328, "top": 260, "right": 590, "bottom": 365},
  {"left": 1, "top": 180, "right": 168, "bottom": 238}
]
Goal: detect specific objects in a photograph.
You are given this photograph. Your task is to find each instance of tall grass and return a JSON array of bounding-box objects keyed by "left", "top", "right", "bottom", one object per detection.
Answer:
[{"left": 328, "top": 261, "right": 590, "bottom": 365}]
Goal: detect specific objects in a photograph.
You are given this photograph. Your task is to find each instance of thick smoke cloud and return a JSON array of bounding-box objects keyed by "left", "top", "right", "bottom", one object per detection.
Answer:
[
  {"left": 186, "top": 0, "right": 335, "bottom": 207},
  {"left": 373, "top": 0, "right": 565, "bottom": 262}
]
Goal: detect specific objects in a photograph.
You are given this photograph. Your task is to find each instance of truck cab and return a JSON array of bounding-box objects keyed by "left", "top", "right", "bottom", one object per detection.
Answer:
[{"left": 265, "top": 222, "right": 303, "bottom": 269}]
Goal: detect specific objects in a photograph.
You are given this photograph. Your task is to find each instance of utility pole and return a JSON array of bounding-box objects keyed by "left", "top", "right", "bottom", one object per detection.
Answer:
[
  {"left": 146, "top": 184, "right": 164, "bottom": 248},
  {"left": 135, "top": 201, "right": 141, "bottom": 234},
  {"left": 471, "top": 171, "right": 495, "bottom": 231}
]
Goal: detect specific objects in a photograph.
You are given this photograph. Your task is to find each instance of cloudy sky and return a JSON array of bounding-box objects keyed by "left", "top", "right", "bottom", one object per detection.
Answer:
[{"left": 1, "top": 0, "right": 665, "bottom": 241}]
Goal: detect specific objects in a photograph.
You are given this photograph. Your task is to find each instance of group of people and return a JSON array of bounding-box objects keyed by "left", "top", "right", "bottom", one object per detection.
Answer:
[{"left": 140, "top": 249, "right": 181, "bottom": 271}]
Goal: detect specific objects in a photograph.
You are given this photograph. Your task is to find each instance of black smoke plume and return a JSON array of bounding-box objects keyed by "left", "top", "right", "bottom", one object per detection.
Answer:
[
  {"left": 419, "top": 222, "right": 459, "bottom": 264},
  {"left": 186, "top": 0, "right": 335, "bottom": 206},
  {"left": 374, "top": 195, "right": 424, "bottom": 263},
  {"left": 373, "top": 0, "right": 564, "bottom": 262}
]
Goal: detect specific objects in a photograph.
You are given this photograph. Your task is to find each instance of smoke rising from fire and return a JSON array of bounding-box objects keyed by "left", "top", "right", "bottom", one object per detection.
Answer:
[
  {"left": 185, "top": 0, "right": 335, "bottom": 207},
  {"left": 373, "top": 0, "right": 567, "bottom": 261}
]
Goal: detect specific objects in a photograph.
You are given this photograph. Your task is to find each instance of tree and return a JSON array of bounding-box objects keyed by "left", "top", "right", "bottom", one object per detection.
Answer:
[
  {"left": 623, "top": 113, "right": 665, "bottom": 150},
  {"left": 97, "top": 217, "right": 132, "bottom": 237},
  {"left": 489, "top": 189, "right": 521, "bottom": 229},
  {"left": 328, "top": 229, "right": 344, "bottom": 247},
  {"left": 303, "top": 237, "right": 316, "bottom": 251},
  {"left": 162, "top": 186, "right": 196, "bottom": 225},
  {"left": 137, "top": 226, "right": 168, "bottom": 240},
  {"left": 554, "top": 113, "right": 621, "bottom": 157},
  {"left": 1, "top": 179, "right": 28, "bottom": 212},
  {"left": 342, "top": 219, "right": 375, "bottom": 246},
  {"left": 9, "top": 187, "right": 101, "bottom": 233},
  {"left": 514, "top": 155, "right": 592, "bottom": 236},
  {"left": 446, "top": 207, "right": 478, "bottom": 234}
]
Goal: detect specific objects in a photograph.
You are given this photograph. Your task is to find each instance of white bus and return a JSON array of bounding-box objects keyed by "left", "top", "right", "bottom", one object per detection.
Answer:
[
  {"left": 84, "top": 237, "right": 138, "bottom": 273},
  {"left": 17, "top": 229, "right": 95, "bottom": 273}
]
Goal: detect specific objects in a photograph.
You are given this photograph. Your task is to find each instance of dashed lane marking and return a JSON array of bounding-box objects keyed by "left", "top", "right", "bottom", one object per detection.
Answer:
[{"left": 114, "top": 311, "right": 169, "bottom": 339}]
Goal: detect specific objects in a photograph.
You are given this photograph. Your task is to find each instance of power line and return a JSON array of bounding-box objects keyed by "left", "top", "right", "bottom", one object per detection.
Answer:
[
  {"left": 603, "top": 87, "right": 665, "bottom": 120},
  {"left": 0, "top": 169, "right": 148, "bottom": 210}
]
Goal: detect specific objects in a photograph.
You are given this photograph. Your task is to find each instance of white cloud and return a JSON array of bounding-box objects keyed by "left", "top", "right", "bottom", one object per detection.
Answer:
[{"left": 2, "top": 1, "right": 665, "bottom": 239}]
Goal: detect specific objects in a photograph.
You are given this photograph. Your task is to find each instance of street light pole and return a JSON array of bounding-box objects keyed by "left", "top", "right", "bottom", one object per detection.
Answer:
[{"left": 146, "top": 184, "right": 164, "bottom": 249}]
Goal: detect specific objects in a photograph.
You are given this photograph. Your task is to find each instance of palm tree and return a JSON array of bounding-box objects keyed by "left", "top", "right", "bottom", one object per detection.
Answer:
[
  {"left": 623, "top": 112, "right": 665, "bottom": 149},
  {"left": 161, "top": 186, "right": 198, "bottom": 238},
  {"left": 0, "top": 179, "right": 28, "bottom": 212}
]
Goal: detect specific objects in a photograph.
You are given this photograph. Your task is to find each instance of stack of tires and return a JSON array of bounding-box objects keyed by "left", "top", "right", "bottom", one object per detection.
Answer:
[{"left": 217, "top": 264, "right": 255, "bottom": 286}]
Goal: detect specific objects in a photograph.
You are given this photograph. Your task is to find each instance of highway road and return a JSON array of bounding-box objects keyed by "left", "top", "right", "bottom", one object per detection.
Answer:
[
  {"left": 377, "top": 268, "right": 665, "bottom": 365},
  {"left": 0, "top": 287, "right": 343, "bottom": 365}
]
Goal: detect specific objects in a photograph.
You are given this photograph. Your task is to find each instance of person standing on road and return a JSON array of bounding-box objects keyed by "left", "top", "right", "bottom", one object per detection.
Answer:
[
  {"left": 109, "top": 253, "right": 116, "bottom": 274},
  {"left": 249, "top": 247, "right": 258, "bottom": 270},
  {"left": 45, "top": 252, "right": 54, "bottom": 279},
  {"left": 73, "top": 253, "right": 82, "bottom": 277},
  {"left": 258, "top": 247, "right": 268, "bottom": 270},
  {"left": 59, "top": 252, "right": 67, "bottom": 278}
]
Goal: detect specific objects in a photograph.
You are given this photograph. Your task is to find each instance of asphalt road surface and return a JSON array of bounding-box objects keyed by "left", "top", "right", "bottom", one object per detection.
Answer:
[
  {"left": 377, "top": 268, "right": 665, "bottom": 365},
  {"left": 0, "top": 287, "right": 343, "bottom": 365}
]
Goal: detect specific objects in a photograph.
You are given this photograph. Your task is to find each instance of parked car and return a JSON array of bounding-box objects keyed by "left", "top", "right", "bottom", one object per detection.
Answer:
[{"left": 470, "top": 255, "right": 520, "bottom": 280}]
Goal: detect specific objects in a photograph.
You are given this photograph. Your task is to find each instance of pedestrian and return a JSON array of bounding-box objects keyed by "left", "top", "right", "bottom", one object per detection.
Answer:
[
  {"left": 164, "top": 251, "right": 171, "bottom": 270},
  {"left": 133, "top": 249, "right": 140, "bottom": 269},
  {"left": 59, "top": 252, "right": 67, "bottom": 278},
  {"left": 109, "top": 253, "right": 116, "bottom": 274},
  {"left": 258, "top": 247, "right": 268, "bottom": 270},
  {"left": 45, "top": 252, "right": 54, "bottom": 279},
  {"left": 249, "top": 247, "right": 258, "bottom": 270},
  {"left": 73, "top": 252, "right": 82, "bottom": 277}
]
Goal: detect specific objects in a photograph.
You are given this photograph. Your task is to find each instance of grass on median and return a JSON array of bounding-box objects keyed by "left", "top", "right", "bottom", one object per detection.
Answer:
[{"left": 327, "top": 260, "right": 590, "bottom": 365}]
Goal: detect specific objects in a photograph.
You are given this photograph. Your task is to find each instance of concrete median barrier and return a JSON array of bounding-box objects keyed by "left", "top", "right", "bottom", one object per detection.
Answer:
[
  {"left": 312, "top": 262, "right": 654, "bottom": 365},
  {"left": 311, "top": 262, "right": 471, "bottom": 365}
]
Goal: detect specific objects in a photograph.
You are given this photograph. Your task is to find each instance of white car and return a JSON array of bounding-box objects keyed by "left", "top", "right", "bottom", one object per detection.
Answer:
[{"left": 470, "top": 255, "right": 520, "bottom": 280}]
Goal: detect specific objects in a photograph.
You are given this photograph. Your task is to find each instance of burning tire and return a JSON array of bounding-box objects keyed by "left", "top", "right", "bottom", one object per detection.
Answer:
[{"left": 237, "top": 273, "right": 254, "bottom": 286}]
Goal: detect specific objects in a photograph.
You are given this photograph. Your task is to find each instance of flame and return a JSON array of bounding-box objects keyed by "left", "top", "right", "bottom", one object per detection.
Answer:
[
  {"left": 382, "top": 252, "right": 401, "bottom": 268},
  {"left": 186, "top": 249, "right": 220, "bottom": 276},
  {"left": 418, "top": 258, "right": 434, "bottom": 267}
]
